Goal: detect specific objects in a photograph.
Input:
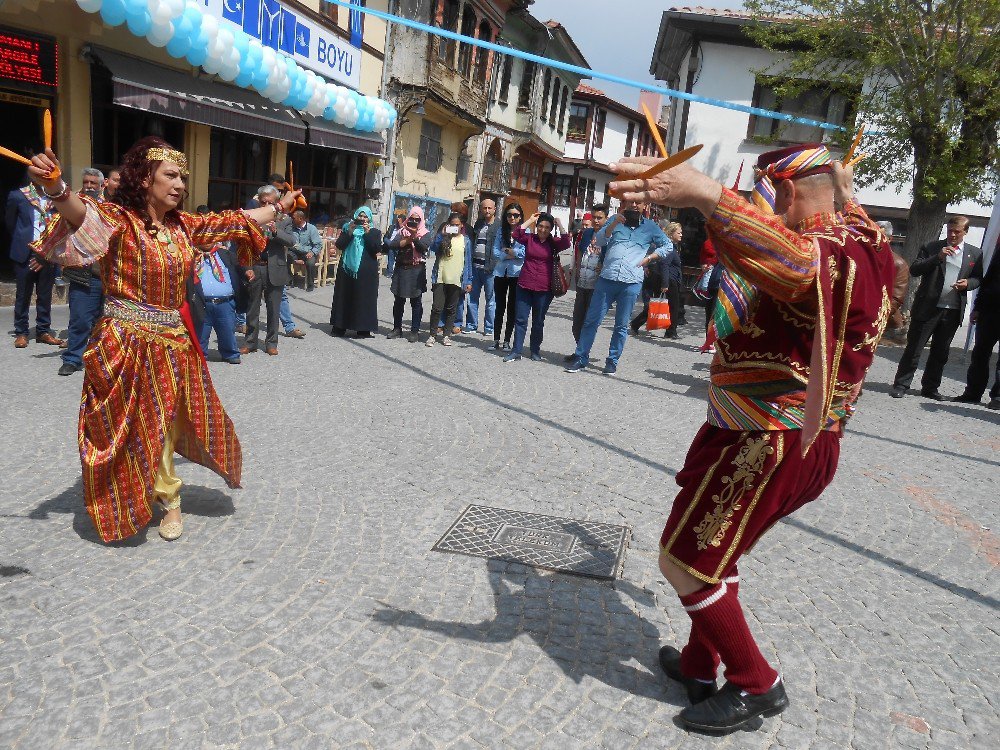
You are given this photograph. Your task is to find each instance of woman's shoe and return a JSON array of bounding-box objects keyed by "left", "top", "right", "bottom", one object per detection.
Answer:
[
  {"left": 442, "top": 336, "right": 453, "bottom": 346},
  {"left": 425, "top": 335, "right": 436, "bottom": 347},
  {"left": 156, "top": 498, "right": 183, "bottom": 541}
]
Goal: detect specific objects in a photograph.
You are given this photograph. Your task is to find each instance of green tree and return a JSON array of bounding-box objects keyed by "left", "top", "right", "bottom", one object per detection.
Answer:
[{"left": 743, "top": 0, "right": 1000, "bottom": 262}]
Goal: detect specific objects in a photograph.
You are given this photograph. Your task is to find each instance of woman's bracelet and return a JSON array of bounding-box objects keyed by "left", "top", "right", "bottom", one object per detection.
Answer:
[{"left": 43, "top": 180, "right": 71, "bottom": 201}]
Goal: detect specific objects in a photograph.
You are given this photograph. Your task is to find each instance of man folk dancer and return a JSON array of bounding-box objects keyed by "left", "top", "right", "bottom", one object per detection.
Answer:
[{"left": 610, "top": 143, "right": 895, "bottom": 733}]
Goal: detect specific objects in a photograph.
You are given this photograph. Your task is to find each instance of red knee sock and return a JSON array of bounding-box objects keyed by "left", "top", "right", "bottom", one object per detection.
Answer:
[
  {"left": 679, "top": 571, "right": 739, "bottom": 681},
  {"left": 679, "top": 574, "right": 777, "bottom": 694}
]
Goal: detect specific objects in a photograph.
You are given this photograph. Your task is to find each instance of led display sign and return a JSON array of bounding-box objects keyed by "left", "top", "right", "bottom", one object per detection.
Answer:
[{"left": 0, "top": 27, "right": 57, "bottom": 90}]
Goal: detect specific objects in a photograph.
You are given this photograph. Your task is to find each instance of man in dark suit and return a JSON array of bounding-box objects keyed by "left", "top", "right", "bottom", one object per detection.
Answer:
[
  {"left": 953, "top": 244, "right": 1000, "bottom": 409},
  {"left": 5, "top": 181, "right": 65, "bottom": 349},
  {"left": 241, "top": 185, "right": 294, "bottom": 356},
  {"left": 891, "top": 216, "right": 982, "bottom": 399}
]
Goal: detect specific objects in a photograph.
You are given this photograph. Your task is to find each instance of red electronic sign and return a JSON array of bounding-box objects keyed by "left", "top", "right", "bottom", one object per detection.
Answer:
[{"left": 0, "top": 27, "right": 57, "bottom": 89}]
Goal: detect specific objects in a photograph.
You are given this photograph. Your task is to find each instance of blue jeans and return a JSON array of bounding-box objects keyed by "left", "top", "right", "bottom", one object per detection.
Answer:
[
  {"left": 280, "top": 287, "right": 297, "bottom": 333},
  {"left": 13, "top": 259, "right": 55, "bottom": 336},
  {"left": 384, "top": 248, "right": 397, "bottom": 277},
  {"left": 236, "top": 311, "right": 246, "bottom": 326},
  {"left": 199, "top": 297, "right": 241, "bottom": 362},
  {"left": 465, "top": 266, "right": 495, "bottom": 333},
  {"left": 511, "top": 286, "right": 554, "bottom": 356},
  {"left": 574, "top": 278, "right": 642, "bottom": 365},
  {"left": 62, "top": 276, "right": 103, "bottom": 367}
]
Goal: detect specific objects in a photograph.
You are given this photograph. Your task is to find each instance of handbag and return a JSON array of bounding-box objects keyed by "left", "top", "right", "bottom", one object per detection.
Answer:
[
  {"left": 690, "top": 265, "right": 713, "bottom": 305},
  {"left": 646, "top": 296, "right": 672, "bottom": 331},
  {"left": 550, "top": 256, "right": 569, "bottom": 297}
]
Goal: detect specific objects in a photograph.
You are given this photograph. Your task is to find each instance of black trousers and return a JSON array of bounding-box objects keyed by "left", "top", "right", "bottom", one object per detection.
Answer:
[
  {"left": 392, "top": 295, "right": 424, "bottom": 332},
  {"left": 963, "top": 308, "right": 1000, "bottom": 399},
  {"left": 572, "top": 287, "right": 594, "bottom": 343},
  {"left": 244, "top": 266, "right": 283, "bottom": 349},
  {"left": 893, "top": 308, "right": 962, "bottom": 392},
  {"left": 13, "top": 259, "right": 56, "bottom": 336},
  {"left": 304, "top": 257, "right": 318, "bottom": 290},
  {"left": 493, "top": 276, "right": 518, "bottom": 343},
  {"left": 429, "top": 283, "right": 462, "bottom": 335}
]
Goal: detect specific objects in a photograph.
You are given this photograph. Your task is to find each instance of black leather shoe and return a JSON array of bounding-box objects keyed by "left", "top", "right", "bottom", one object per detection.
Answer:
[
  {"left": 988, "top": 398, "right": 1000, "bottom": 411},
  {"left": 57, "top": 362, "right": 81, "bottom": 376},
  {"left": 658, "top": 646, "right": 718, "bottom": 704},
  {"left": 679, "top": 679, "right": 789, "bottom": 734},
  {"left": 921, "top": 390, "right": 947, "bottom": 401},
  {"left": 952, "top": 393, "right": 982, "bottom": 404},
  {"left": 889, "top": 386, "right": 906, "bottom": 398}
]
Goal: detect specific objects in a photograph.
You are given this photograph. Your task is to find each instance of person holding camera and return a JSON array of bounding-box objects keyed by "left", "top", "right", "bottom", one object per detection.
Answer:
[
  {"left": 330, "top": 206, "right": 382, "bottom": 338},
  {"left": 386, "top": 206, "right": 430, "bottom": 342},
  {"left": 426, "top": 212, "right": 472, "bottom": 347}
]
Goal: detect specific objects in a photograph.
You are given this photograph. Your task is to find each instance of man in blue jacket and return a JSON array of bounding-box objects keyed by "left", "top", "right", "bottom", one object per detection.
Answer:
[
  {"left": 5, "top": 180, "right": 65, "bottom": 349},
  {"left": 565, "top": 201, "right": 670, "bottom": 375}
]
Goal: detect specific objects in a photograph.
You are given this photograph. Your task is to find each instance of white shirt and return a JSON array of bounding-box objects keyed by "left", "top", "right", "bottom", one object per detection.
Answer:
[{"left": 938, "top": 242, "right": 964, "bottom": 309}]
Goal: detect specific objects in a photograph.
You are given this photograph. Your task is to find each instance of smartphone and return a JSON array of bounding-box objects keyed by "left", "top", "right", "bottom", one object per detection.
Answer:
[{"left": 445, "top": 226, "right": 458, "bottom": 235}]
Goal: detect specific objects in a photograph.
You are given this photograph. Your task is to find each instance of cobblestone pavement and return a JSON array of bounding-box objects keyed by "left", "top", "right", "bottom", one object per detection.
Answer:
[{"left": 2, "top": 281, "right": 998, "bottom": 750}]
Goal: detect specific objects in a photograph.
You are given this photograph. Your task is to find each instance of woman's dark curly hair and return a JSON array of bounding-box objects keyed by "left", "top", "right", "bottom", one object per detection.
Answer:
[{"left": 110, "top": 136, "right": 186, "bottom": 234}]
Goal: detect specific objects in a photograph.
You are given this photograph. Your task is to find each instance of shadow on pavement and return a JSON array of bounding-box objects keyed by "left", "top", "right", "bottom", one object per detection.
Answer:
[
  {"left": 371, "top": 557, "right": 686, "bottom": 706},
  {"left": 27, "top": 478, "right": 235, "bottom": 546},
  {"left": 781, "top": 517, "right": 999, "bottom": 611},
  {"left": 919, "top": 401, "right": 1000, "bottom": 425}
]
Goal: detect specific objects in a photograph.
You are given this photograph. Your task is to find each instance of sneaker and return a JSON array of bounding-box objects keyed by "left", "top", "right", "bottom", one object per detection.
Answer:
[
  {"left": 482, "top": 331, "right": 492, "bottom": 337},
  {"left": 425, "top": 336, "right": 436, "bottom": 347},
  {"left": 462, "top": 327, "right": 476, "bottom": 334},
  {"left": 564, "top": 359, "right": 586, "bottom": 373},
  {"left": 563, "top": 353, "right": 577, "bottom": 362},
  {"left": 492, "top": 341, "right": 502, "bottom": 350},
  {"left": 988, "top": 397, "right": 1000, "bottom": 410},
  {"left": 502, "top": 341, "right": 512, "bottom": 351},
  {"left": 387, "top": 329, "right": 403, "bottom": 339},
  {"left": 442, "top": 336, "right": 453, "bottom": 346},
  {"left": 407, "top": 332, "right": 420, "bottom": 343},
  {"left": 602, "top": 360, "right": 617, "bottom": 376},
  {"left": 503, "top": 353, "right": 521, "bottom": 363},
  {"left": 530, "top": 353, "right": 542, "bottom": 361}
]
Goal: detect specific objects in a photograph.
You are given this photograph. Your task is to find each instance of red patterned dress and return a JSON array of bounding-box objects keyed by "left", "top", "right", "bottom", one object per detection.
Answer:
[{"left": 32, "top": 198, "right": 265, "bottom": 542}]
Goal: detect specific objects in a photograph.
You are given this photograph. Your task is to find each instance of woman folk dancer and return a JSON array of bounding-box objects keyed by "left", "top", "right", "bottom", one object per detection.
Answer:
[
  {"left": 28, "top": 137, "right": 301, "bottom": 543},
  {"left": 610, "top": 144, "right": 895, "bottom": 733}
]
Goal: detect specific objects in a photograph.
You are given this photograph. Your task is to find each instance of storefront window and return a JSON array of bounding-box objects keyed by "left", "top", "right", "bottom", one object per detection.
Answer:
[
  {"left": 206, "top": 129, "right": 272, "bottom": 211},
  {"left": 91, "top": 67, "right": 184, "bottom": 177},
  {"left": 286, "top": 143, "right": 366, "bottom": 227}
]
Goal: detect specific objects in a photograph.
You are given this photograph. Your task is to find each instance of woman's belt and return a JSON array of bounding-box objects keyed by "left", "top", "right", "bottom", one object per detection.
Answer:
[{"left": 103, "top": 296, "right": 182, "bottom": 328}]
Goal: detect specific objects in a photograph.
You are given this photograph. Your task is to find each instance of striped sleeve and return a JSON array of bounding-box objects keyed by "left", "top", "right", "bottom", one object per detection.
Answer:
[
  {"left": 30, "top": 196, "right": 120, "bottom": 267},
  {"left": 180, "top": 210, "right": 267, "bottom": 268},
  {"left": 707, "top": 188, "right": 817, "bottom": 303}
]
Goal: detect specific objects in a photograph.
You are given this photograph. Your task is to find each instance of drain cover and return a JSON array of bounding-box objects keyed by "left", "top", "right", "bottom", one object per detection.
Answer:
[{"left": 433, "top": 505, "right": 631, "bottom": 580}]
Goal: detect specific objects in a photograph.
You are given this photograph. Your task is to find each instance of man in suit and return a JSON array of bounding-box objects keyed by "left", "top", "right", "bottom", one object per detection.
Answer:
[
  {"left": 241, "top": 185, "right": 294, "bottom": 356},
  {"left": 5, "top": 180, "right": 65, "bottom": 349},
  {"left": 890, "top": 216, "right": 982, "bottom": 399},
  {"left": 953, "top": 243, "right": 1000, "bottom": 409}
]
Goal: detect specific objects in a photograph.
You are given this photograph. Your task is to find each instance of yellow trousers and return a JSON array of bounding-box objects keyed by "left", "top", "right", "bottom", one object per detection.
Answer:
[{"left": 153, "top": 423, "right": 182, "bottom": 506}]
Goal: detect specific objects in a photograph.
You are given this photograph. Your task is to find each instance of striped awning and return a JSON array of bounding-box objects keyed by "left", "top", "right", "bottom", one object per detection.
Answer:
[{"left": 300, "top": 113, "right": 384, "bottom": 156}]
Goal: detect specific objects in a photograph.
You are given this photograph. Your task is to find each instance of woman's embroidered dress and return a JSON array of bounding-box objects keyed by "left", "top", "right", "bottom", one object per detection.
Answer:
[{"left": 33, "top": 198, "right": 265, "bottom": 541}]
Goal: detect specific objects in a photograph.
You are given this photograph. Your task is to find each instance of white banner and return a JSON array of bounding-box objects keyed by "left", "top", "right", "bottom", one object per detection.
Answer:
[{"left": 203, "top": 0, "right": 362, "bottom": 89}]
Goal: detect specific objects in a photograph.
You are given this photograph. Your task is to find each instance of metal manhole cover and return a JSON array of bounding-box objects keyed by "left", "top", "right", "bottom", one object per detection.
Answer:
[{"left": 432, "top": 505, "right": 631, "bottom": 580}]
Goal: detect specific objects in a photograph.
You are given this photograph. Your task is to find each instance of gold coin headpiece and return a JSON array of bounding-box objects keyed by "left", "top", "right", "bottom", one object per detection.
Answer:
[{"left": 146, "top": 147, "right": 189, "bottom": 176}]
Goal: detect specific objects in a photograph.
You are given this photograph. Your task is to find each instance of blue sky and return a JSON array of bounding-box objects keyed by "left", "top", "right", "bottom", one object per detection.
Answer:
[{"left": 527, "top": 0, "right": 747, "bottom": 107}]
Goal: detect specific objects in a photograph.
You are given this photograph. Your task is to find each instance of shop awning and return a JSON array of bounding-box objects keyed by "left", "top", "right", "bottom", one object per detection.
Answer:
[
  {"left": 300, "top": 114, "right": 384, "bottom": 156},
  {"left": 86, "top": 46, "right": 307, "bottom": 144}
]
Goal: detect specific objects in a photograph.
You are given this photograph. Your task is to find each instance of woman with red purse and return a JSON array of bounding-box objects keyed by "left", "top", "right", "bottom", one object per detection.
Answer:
[{"left": 502, "top": 212, "right": 571, "bottom": 363}]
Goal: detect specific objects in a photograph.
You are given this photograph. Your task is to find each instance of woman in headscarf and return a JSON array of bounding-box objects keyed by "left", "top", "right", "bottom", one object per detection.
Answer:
[
  {"left": 330, "top": 205, "right": 382, "bottom": 338},
  {"left": 27, "top": 136, "right": 299, "bottom": 543},
  {"left": 426, "top": 211, "right": 472, "bottom": 347},
  {"left": 386, "top": 206, "right": 429, "bottom": 342}
]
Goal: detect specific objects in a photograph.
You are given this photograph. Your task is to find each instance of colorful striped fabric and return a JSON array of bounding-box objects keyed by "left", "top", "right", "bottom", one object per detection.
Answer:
[
  {"left": 32, "top": 200, "right": 266, "bottom": 542},
  {"left": 751, "top": 145, "right": 833, "bottom": 212}
]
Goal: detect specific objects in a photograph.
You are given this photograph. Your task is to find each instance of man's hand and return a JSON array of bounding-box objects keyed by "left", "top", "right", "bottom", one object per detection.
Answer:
[
  {"left": 305, "top": 252, "right": 314, "bottom": 260},
  {"left": 939, "top": 246, "right": 959, "bottom": 261},
  {"left": 245, "top": 269, "right": 255, "bottom": 281},
  {"left": 953, "top": 279, "right": 969, "bottom": 292},
  {"left": 831, "top": 160, "right": 854, "bottom": 205},
  {"left": 608, "top": 158, "right": 723, "bottom": 217},
  {"left": 28, "top": 257, "right": 44, "bottom": 272}
]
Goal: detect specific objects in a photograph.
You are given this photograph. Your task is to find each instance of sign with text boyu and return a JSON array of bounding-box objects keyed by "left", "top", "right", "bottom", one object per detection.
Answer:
[{"left": 204, "top": 0, "right": 362, "bottom": 90}]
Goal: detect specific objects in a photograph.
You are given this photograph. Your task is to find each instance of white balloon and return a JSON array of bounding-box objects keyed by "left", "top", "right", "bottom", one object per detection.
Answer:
[
  {"left": 166, "top": 0, "right": 184, "bottom": 18},
  {"left": 200, "top": 13, "right": 218, "bottom": 40},
  {"left": 218, "top": 63, "right": 238, "bottom": 82},
  {"left": 150, "top": 1, "right": 173, "bottom": 26},
  {"left": 76, "top": 0, "right": 102, "bottom": 12},
  {"left": 201, "top": 55, "right": 222, "bottom": 74},
  {"left": 147, "top": 21, "right": 174, "bottom": 47}
]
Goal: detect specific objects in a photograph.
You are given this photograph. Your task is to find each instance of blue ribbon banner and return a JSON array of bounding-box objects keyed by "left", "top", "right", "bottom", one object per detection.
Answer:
[
  {"left": 206, "top": 0, "right": 362, "bottom": 89},
  {"left": 322, "top": 0, "right": 849, "bottom": 132}
]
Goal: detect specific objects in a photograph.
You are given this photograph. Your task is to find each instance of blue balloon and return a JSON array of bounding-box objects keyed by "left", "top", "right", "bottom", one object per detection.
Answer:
[
  {"left": 234, "top": 68, "right": 255, "bottom": 88},
  {"left": 166, "top": 34, "right": 192, "bottom": 59},
  {"left": 253, "top": 68, "right": 270, "bottom": 91},
  {"left": 126, "top": 11, "right": 152, "bottom": 37},
  {"left": 323, "top": 105, "right": 336, "bottom": 120},
  {"left": 186, "top": 45, "right": 208, "bottom": 67},
  {"left": 100, "top": 0, "right": 128, "bottom": 27},
  {"left": 174, "top": 16, "right": 193, "bottom": 41},
  {"left": 233, "top": 31, "right": 250, "bottom": 56}
]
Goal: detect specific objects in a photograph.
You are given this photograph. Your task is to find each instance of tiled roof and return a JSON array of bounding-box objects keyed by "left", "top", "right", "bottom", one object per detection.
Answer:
[
  {"left": 667, "top": 6, "right": 756, "bottom": 20},
  {"left": 576, "top": 83, "right": 606, "bottom": 97}
]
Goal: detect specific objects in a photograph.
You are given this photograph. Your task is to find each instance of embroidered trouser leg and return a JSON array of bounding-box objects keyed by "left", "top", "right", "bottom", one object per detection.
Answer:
[{"left": 153, "top": 423, "right": 182, "bottom": 506}]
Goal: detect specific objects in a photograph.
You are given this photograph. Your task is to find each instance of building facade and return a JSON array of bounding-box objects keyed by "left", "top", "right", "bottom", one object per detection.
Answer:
[
  {"left": 649, "top": 6, "right": 990, "bottom": 250},
  {"left": 0, "top": 0, "right": 390, "bottom": 277},
  {"left": 384, "top": 0, "right": 525, "bottom": 230},
  {"left": 543, "top": 83, "right": 666, "bottom": 230},
  {"left": 474, "top": 14, "right": 588, "bottom": 218}
]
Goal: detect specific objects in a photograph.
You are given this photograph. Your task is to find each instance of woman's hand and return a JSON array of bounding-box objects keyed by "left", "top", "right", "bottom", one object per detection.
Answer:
[
  {"left": 278, "top": 190, "right": 303, "bottom": 215},
  {"left": 465, "top": 284, "right": 472, "bottom": 293},
  {"left": 28, "top": 148, "right": 63, "bottom": 193},
  {"left": 523, "top": 212, "right": 539, "bottom": 228}
]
